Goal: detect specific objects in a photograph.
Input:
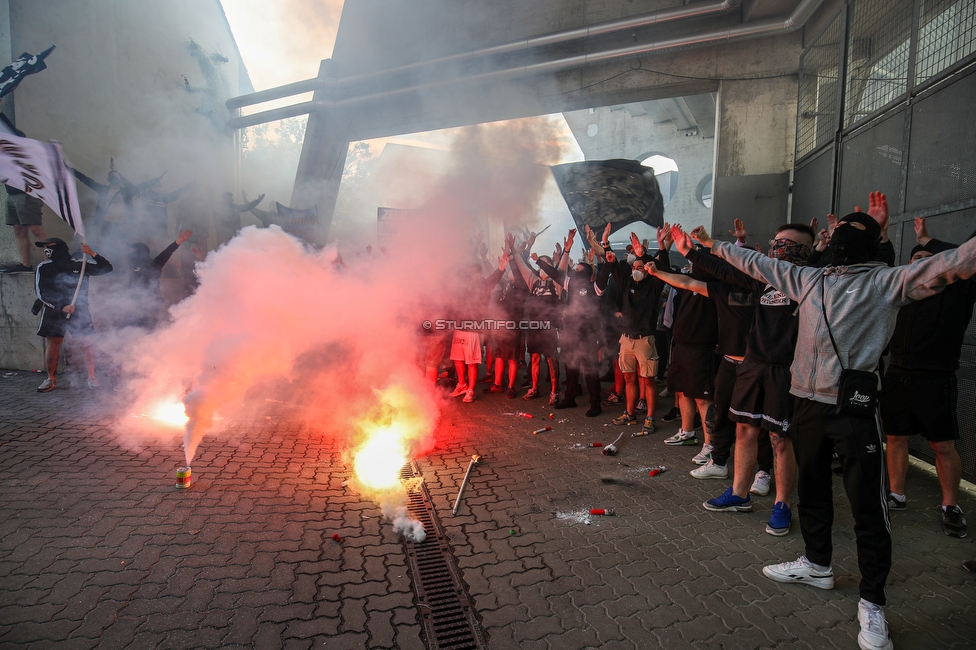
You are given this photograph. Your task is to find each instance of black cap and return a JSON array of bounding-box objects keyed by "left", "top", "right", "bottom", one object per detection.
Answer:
[{"left": 34, "top": 237, "right": 67, "bottom": 248}]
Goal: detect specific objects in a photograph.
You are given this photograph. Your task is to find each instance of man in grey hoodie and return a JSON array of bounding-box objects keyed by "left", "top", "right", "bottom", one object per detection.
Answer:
[{"left": 704, "top": 191, "right": 976, "bottom": 650}]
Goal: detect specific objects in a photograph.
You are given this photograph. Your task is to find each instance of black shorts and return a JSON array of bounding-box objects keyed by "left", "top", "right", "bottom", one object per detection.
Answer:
[
  {"left": 492, "top": 329, "right": 519, "bottom": 362},
  {"left": 526, "top": 328, "right": 558, "bottom": 358},
  {"left": 37, "top": 306, "right": 95, "bottom": 338},
  {"left": 728, "top": 357, "right": 793, "bottom": 435},
  {"left": 881, "top": 370, "right": 959, "bottom": 442},
  {"left": 666, "top": 343, "right": 715, "bottom": 399}
]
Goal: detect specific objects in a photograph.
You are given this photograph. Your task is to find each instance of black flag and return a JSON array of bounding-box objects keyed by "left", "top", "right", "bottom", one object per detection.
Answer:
[
  {"left": 551, "top": 159, "right": 664, "bottom": 236},
  {"left": 0, "top": 46, "right": 55, "bottom": 98}
]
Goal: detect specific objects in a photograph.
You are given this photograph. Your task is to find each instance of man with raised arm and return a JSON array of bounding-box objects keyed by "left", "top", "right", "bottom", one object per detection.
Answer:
[
  {"left": 882, "top": 217, "right": 975, "bottom": 539},
  {"left": 702, "top": 191, "right": 976, "bottom": 650}
]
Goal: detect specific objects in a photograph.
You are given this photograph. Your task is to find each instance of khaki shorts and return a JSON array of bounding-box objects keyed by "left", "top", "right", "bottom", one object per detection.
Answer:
[
  {"left": 5, "top": 193, "right": 44, "bottom": 226},
  {"left": 618, "top": 334, "right": 658, "bottom": 378}
]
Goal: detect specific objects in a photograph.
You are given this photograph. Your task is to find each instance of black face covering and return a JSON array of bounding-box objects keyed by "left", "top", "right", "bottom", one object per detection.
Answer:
[
  {"left": 36, "top": 238, "right": 71, "bottom": 265},
  {"left": 831, "top": 212, "right": 881, "bottom": 264}
]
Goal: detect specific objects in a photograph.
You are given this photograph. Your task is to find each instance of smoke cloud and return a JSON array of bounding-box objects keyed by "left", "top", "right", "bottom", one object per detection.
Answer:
[{"left": 109, "top": 115, "right": 567, "bottom": 538}]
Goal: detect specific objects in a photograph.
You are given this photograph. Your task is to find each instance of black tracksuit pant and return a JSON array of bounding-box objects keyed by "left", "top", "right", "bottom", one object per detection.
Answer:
[{"left": 792, "top": 397, "right": 892, "bottom": 605}]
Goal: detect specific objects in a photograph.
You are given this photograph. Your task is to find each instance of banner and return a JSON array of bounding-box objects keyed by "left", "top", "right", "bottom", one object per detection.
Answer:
[
  {"left": 275, "top": 201, "right": 316, "bottom": 241},
  {"left": 0, "top": 132, "right": 84, "bottom": 236},
  {"left": 551, "top": 159, "right": 664, "bottom": 235},
  {"left": 0, "top": 46, "right": 55, "bottom": 98}
]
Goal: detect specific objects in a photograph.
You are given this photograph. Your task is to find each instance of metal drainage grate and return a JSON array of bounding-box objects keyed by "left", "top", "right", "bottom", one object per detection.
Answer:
[{"left": 400, "top": 462, "right": 487, "bottom": 650}]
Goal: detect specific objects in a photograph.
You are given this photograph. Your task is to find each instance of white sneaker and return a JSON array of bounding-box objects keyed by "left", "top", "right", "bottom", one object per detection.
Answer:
[
  {"left": 462, "top": 389, "right": 476, "bottom": 403},
  {"left": 450, "top": 383, "right": 468, "bottom": 397},
  {"left": 857, "top": 599, "right": 893, "bottom": 650},
  {"left": 762, "top": 556, "right": 834, "bottom": 590},
  {"left": 37, "top": 378, "right": 56, "bottom": 393},
  {"left": 750, "top": 470, "right": 772, "bottom": 496},
  {"left": 663, "top": 429, "right": 698, "bottom": 446},
  {"left": 692, "top": 443, "right": 714, "bottom": 465},
  {"left": 690, "top": 460, "right": 728, "bottom": 479},
  {"left": 658, "top": 387, "right": 671, "bottom": 398}
]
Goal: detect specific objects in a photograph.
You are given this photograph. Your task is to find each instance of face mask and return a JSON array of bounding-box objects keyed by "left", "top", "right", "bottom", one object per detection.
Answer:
[
  {"left": 626, "top": 254, "right": 637, "bottom": 264},
  {"left": 631, "top": 270, "right": 645, "bottom": 282},
  {"left": 831, "top": 212, "right": 881, "bottom": 265},
  {"left": 43, "top": 248, "right": 53, "bottom": 259},
  {"left": 768, "top": 238, "right": 810, "bottom": 265}
]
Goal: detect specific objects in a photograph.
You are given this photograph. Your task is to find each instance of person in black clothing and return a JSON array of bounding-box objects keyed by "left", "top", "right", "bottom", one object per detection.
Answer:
[
  {"left": 645, "top": 229, "right": 774, "bottom": 491},
  {"left": 119, "top": 229, "right": 192, "bottom": 330},
  {"left": 676, "top": 222, "right": 814, "bottom": 537},
  {"left": 215, "top": 191, "right": 265, "bottom": 244},
  {"left": 882, "top": 217, "right": 975, "bottom": 538},
  {"left": 484, "top": 247, "right": 527, "bottom": 399},
  {"left": 73, "top": 166, "right": 161, "bottom": 238},
  {"left": 33, "top": 238, "right": 114, "bottom": 392},
  {"left": 513, "top": 236, "right": 561, "bottom": 404},
  {"left": 537, "top": 229, "right": 604, "bottom": 417},
  {"left": 595, "top": 229, "right": 672, "bottom": 439},
  {"left": 660, "top": 245, "right": 718, "bottom": 459}
]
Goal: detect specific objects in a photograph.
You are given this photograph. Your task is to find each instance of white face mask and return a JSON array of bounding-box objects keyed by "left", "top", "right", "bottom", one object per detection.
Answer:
[
  {"left": 631, "top": 270, "right": 645, "bottom": 282},
  {"left": 626, "top": 254, "right": 637, "bottom": 264},
  {"left": 43, "top": 248, "right": 54, "bottom": 259}
]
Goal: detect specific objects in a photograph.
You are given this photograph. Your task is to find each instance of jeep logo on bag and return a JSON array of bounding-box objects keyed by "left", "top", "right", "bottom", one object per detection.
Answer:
[{"left": 850, "top": 390, "right": 872, "bottom": 405}]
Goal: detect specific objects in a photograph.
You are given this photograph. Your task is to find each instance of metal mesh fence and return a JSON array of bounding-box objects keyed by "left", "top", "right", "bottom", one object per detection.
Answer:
[
  {"left": 796, "top": 12, "right": 843, "bottom": 159},
  {"left": 845, "top": 0, "right": 915, "bottom": 127},
  {"left": 906, "top": 69, "right": 976, "bottom": 210},
  {"left": 916, "top": 0, "right": 976, "bottom": 84},
  {"left": 837, "top": 109, "right": 906, "bottom": 213},
  {"left": 791, "top": 148, "right": 834, "bottom": 224}
]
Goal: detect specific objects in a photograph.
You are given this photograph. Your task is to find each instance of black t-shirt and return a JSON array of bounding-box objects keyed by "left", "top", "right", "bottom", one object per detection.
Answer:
[
  {"left": 706, "top": 282, "right": 756, "bottom": 358},
  {"left": 671, "top": 284, "right": 717, "bottom": 347},
  {"left": 689, "top": 248, "right": 798, "bottom": 366}
]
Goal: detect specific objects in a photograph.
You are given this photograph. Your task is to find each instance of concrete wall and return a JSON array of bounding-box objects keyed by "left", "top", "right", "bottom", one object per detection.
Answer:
[
  {"left": 1, "top": 0, "right": 249, "bottom": 370},
  {"left": 294, "top": 0, "right": 822, "bottom": 244},
  {"left": 713, "top": 74, "right": 800, "bottom": 246},
  {"left": 562, "top": 101, "right": 716, "bottom": 241}
]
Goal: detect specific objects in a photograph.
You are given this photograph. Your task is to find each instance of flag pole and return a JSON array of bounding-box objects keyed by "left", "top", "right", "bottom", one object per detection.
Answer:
[{"left": 64, "top": 236, "right": 87, "bottom": 320}]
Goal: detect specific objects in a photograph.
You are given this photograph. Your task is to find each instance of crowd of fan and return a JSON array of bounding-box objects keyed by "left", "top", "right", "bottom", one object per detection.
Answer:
[{"left": 426, "top": 191, "right": 976, "bottom": 650}]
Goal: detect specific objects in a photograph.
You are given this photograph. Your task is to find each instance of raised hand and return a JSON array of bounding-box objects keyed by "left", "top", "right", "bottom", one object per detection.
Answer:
[
  {"left": 564, "top": 228, "right": 577, "bottom": 252},
  {"left": 630, "top": 232, "right": 644, "bottom": 258},
  {"left": 672, "top": 227, "right": 693, "bottom": 257},
  {"left": 690, "top": 225, "right": 714, "bottom": 248},
  {"left": 643, "top": 260, "right": 658, "bottom": 275},
  {"left": 816, "top": 228, "right": 830, "bottom": 252},
  {"left": 728, "top": 219, "right": 747, "bottom": 242},
  {"left": 867, "top": 191, "right": 888, "bottom": 229},
  {"left": 656, "top": 222, "right": 672, "bottom": 251},
  {"left": 605, "top": 250, "right": 617, "bottom": 263},
  {"left": 602, "top": 223, "right": 612, "bottom": 242},
  {"left": 586, "top": 248, "right": 595, "bottom": 264},
  {"left": 809, "top": 216, "right": 819, "bottom": 235},
  {"left": 914, "top": 216, "right": 931, "bottom": 246},
  {"left": 176, "top": 229, "right": 192, "bottom": 245},
  {"left": 826, "top": 213, "right": 838, "bottom": 237}
]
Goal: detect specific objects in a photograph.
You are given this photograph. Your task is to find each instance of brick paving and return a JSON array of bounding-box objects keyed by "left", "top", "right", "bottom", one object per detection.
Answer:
[{"left": 1, "top": 370, "right": 974, "bottom": 649}]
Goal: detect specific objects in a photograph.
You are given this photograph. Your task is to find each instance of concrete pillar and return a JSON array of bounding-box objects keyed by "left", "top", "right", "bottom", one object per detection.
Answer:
[
  {"left": 0, "top": 0, "right": 15, "bottom": 268},
  {"left": 712, "top": 75, "right": 799, "bottom": 246},
  {"left": 291, "top": 60, "right": 350, "bottom": 245}
]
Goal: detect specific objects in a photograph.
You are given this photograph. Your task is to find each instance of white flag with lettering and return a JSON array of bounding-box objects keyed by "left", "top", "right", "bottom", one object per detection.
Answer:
[{"left": 0, "top": 132, "right": 84, "bottom": 237}]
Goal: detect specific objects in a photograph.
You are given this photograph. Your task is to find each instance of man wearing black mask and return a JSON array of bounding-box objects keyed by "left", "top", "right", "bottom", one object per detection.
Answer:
[
  {"left": 34, "top": 238, "right": 114, "bottom": 392},
  {"left": 705, "top": 192, "right": 976, "bottom": 650}
]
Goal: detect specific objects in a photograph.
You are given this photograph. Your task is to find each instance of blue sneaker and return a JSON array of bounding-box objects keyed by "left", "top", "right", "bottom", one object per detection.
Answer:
[
  {"left": 766, "top": 502, "right": 791, "bottom": 536},
  {"left": 703, "top": 486, "right": 752, "bottom": 512}
]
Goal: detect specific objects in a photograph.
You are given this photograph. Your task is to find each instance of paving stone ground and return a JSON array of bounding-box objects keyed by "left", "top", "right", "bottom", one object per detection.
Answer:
[{"left": 1, "top": 370, "right": 974, "bottom": 649}]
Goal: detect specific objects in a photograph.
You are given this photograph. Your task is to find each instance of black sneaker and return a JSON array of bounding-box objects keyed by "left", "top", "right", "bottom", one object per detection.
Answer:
[
  {"left": 553, "top": 397, "right": 577, "bottom": 409},
  {"left": 585, "top": 404, "right": 602, "bottom": 417},
  {"left": 887, "top": 493, "right": 907, "bottom": 511},
  {"left": 506, "top": 387, "right": 517, "bottom": 399},
  {"left": 2, "top": 263, "right": 33, "bottom": 274},
  {"left": 661, "top": 407, "right": 680, "bottom": 423},
  {"left": 943, "top": 506, "right": 967, "bottom": 538}
]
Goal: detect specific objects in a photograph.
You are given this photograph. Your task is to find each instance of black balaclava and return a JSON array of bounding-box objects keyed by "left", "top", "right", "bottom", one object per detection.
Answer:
[
  {"left": 831, "top": 212, "right": 881, "bottom": 264},
  {"left": 35, "top": 238, "right": 72, "bottom": 265},
  {"left": 129, "top": 243, "right": 152, "bottom": 268}
]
